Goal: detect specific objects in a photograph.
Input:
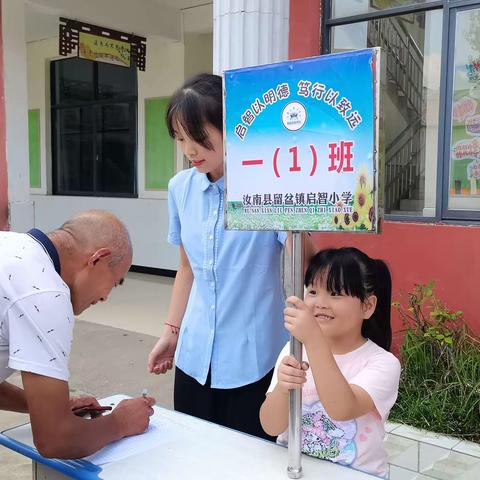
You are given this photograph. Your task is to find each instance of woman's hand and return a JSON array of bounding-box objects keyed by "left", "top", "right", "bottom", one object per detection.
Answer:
[{"left": 147, "top": 328, "right": 179, "bottom": 374}]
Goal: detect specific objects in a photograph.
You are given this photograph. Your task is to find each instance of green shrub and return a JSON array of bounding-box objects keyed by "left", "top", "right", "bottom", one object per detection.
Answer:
[{"left": 390, "top": 282, "right": 480, "bottom": 442}]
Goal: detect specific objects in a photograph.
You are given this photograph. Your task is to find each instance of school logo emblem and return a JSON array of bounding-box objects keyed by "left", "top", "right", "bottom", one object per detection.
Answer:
[{"left": 282, "top": 101, "right": 307, "bottom": 131}]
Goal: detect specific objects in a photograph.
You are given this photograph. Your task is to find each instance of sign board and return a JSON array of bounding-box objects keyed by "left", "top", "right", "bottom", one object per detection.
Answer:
[
  {"left": 79, "top": 32, "right": 131, "bottom": 68},
  {"left": 224, "top": 48, "right": 382, "bottom": 232}
]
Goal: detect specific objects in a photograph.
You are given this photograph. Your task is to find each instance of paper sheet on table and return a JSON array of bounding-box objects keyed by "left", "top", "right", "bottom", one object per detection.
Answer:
[{"left": 83, "top": 406, "right": 186, "bottom": 465}]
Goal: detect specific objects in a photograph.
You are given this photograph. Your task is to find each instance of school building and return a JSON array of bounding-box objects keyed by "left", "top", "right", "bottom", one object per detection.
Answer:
[
  {"left": 290, "top": 0, "right": 480, "bottom": 339},
  {"left": 0, "top": 0, "right": 478, "bottom": 337}
]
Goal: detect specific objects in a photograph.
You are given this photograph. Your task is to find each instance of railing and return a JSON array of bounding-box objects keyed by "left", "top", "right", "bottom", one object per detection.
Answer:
[
  {"left": 367, "top": 16, "right": 425, "bottom": 211},
  {"left": 384, "top": 119, "right": 425, "bottom": 211},
  {"left": 368, "top": 17, "right": 424, "bottom": 116}
]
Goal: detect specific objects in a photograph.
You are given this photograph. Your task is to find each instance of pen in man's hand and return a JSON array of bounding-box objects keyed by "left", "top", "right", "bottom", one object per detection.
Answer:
[
  {"left": 142, "top": 388, "right": 148, "bottom": 399},
  {"left": 73, "top": 405, "right": 112, "bottom": 417}
]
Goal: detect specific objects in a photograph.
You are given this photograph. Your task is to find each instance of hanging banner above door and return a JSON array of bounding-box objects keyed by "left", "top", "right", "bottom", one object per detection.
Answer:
[
  {"left": 78, "top": 32, "right": 131, "bottom": 67},
  {"left": 223, "top": 48, "right": 383, "bottom": 232},
  {"left": 59, "top": 18, "right": 147, "bottom": 71}
]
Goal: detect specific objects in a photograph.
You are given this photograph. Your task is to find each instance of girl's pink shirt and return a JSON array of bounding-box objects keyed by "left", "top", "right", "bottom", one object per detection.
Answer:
[{"left": 268, "top": 339, "right": 401, "bottom": 478}]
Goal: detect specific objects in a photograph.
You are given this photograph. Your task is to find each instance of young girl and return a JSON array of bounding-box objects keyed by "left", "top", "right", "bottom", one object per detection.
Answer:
[
  {"left": 147, "top": 73, "right": 313, "bottom": 439},
  {"left": 260, "top": 247, "right": 400, "bottom": 478}
]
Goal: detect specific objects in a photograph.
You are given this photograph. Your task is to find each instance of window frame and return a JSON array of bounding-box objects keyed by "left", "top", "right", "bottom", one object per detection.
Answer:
[
  {"left": 50, "top": 58, "right": 138, "bottom": 198},
  {"left": 324, "top": 0, "right": 480, "bottom": 223},
  {"left": 440, "top": 0, "right": 480, "bottom": 221}
]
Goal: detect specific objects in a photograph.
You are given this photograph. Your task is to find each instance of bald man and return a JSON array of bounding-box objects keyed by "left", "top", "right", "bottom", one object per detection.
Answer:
[{"left": 0, "top": 210, "right": 155, "bottom": 458}]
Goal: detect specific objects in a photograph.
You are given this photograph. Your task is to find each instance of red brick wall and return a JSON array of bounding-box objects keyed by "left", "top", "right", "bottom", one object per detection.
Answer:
[{"left": 288, "top": 0, "right": 321, "bottom": 59}]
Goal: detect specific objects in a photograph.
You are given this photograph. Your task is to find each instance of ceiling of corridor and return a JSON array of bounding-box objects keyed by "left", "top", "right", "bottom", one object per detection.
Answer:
[{"left": 25, "top": 0, "right": 213, "bottom": 43}]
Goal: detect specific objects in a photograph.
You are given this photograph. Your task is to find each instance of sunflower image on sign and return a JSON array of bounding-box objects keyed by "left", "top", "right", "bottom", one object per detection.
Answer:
[{"left": 333, "top": 165, "right": 374, "bottom": 231}]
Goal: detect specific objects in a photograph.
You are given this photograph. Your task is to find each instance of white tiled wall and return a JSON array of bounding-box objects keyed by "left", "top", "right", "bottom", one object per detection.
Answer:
[
  {"left": 385, "top": 434, "right": 419, "bottom": 471},
  {"left": 454, "top": 441, "right": 480, "bottom": 458},
  {"left": 385, "top": 423, "right": 480, "bottom": 480},
  {"left": 418, "top": 443, "right": 450, "bottom": 472},
  {"left": 389, "top": 465, "right": 432, "bottom": 480}
]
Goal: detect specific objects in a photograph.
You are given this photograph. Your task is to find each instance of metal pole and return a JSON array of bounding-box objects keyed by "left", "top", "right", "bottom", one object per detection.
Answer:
[{"left": 287, "top": 231, "right": 303, "bottom": 478}]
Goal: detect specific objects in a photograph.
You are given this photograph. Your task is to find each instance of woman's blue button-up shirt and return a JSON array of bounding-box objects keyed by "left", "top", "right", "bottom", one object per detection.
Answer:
[{"left": 167, "top": 168, "right": 288, "bottom": 388}]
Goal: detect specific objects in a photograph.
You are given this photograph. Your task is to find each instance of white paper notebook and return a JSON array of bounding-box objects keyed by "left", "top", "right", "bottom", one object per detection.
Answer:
[{"left": 83, "top": 395, "right": 185, "bottom": 465}]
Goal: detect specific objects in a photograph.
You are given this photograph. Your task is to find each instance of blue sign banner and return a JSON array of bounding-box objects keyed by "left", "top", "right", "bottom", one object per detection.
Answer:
[{"left": 224, "top": 48, "right": 382, "bottom": 232}]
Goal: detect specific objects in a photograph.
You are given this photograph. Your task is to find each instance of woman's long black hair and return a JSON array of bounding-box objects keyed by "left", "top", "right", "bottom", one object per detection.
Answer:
[
  {"left": 166, "top": 73, "right": 223, "bottom": 150},
  {"left": 305, "top": 247, "right": 392, "bottom": 351}
]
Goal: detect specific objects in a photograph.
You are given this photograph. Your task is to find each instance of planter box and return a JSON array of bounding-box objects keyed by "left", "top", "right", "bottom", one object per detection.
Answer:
[{"left": 385, "top": 422, "right": 480, "bottom": 479}]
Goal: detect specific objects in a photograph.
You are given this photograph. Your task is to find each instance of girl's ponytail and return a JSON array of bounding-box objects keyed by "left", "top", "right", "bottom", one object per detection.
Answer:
[{"left": 361, "top": 259, "right": 392, "bottom": 351}]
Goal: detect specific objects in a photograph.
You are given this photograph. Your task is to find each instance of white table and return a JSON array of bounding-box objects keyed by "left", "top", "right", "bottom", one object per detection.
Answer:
[{"left": 0, "top": 395, "right": 379, "bottom": 479}]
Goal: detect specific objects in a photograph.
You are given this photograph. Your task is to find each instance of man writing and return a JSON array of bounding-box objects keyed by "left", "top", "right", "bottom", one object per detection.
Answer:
[{"left": 0, "top": 210, "right": 155, "bottom": 458}]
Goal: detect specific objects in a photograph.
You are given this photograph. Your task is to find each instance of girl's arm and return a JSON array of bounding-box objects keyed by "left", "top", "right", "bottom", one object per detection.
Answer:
[
  {"left": 260, "top": 355, "right": 308, "bottom": 436},
  {"left": 259, "top": 386, "right": 289, "bottom": 436},
  {"left": 148, "top": 245, "right": 193, "bottom": 374},
  {"left": 285, "top": 296, "right": 375, "bottom": 422},
  {"left": 305, "top": 333, "right": 375, "bottom": 421}
]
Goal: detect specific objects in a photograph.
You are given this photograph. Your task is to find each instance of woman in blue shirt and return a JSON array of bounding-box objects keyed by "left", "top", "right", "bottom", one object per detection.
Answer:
[{"left": 148, "top": 74, "right": 312, "bottom": 439}]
